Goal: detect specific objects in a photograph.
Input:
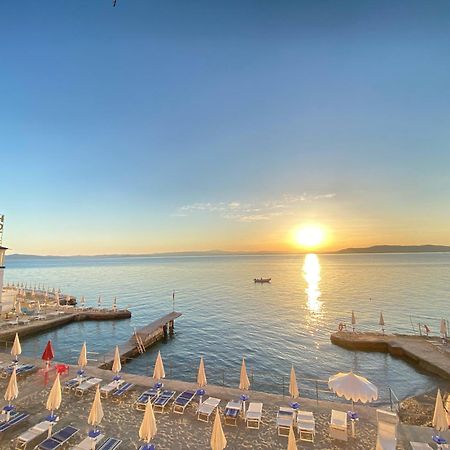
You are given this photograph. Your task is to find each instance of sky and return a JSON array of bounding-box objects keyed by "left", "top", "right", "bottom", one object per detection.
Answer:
[{"left": 1, "top": 1, "right": 450, "bottom": 255}]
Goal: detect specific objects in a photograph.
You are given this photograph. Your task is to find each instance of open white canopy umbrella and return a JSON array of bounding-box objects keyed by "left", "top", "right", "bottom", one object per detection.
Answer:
[
  {"left": 287, "top": 425, "right": 297, "bottom": 450},
  {"left": 112, "top": 346, "right": 122, "bottom": 380},
  {"left": 139, "top": 399, "right": 157, "bottom": 445},
  {"left": 11, "top": 333, "right": 22, "bottom": 362},
  {"left": 289, "top": 366, "right": 299, "bottom": 399},
  {"left": 46, "top": 374, "right": 62, "bottom": 436},
  {"left": 432, "top": 389, "right": 449, "bottom": 434},
  {"left": 239, "top": 358, "right": 250, "bottom": 391},
  {"left": 197, "top": 357, "right": 207, "bottom": 388},
  {"left": 211, "top": 409, "right": 227, "bottom": 450},
  {"left": 4, "top": 367, "right": 18, "bottom": 421},
  {"left": 152, "top": 351, "right": 165, "bottom": 382},
  {"left": 88, "top": 385, "right": 104, "bottom": 430}
]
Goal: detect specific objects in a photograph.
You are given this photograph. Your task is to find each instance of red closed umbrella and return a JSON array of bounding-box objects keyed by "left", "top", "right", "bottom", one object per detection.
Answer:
[{"left": 42, "top": 341, "right": 54, "bottom": 362}]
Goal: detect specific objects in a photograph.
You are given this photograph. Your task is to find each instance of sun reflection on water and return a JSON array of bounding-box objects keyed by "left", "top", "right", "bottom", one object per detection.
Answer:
[{"left": 303, "top": 254, "right": 322, "bottom": 312}]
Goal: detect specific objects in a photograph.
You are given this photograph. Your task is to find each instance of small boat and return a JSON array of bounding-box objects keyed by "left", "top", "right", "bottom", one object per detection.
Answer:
[{"left": 254, "top": 278, "right": 271, "bottom": 283}]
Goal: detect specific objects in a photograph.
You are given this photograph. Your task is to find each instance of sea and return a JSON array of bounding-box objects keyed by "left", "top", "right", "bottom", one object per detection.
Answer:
[{"left": 4, "top": 252, "right": 450, "bottom": 403}]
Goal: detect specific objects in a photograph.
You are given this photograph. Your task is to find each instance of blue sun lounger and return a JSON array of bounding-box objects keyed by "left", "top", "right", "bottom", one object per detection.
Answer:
[
  {"left": 2, "top": 364, "right": 35, "bottom": 378},
  {"left": 37, "top": 425, "right": 79, "bottom": 449},
  {"left": 134, "top": 388, "right": 160, "bottom": 411},
  {"left": 96, "top": 437, "right": 122, "bottom": 450},
  {"left": 137, "top": 445, "right": 155, "bottom": 450},
  {"left": 172, "top": 390, "right": 196, "bottom": 414},
  {"left": 111, "top": 382, "right": 134, "bottom": 401},
  {"left": 0, "top": 411, "right": 29, "bottom": 433},
  {"left": 153, "top": 390, "right": 176, "bottom": 414}
]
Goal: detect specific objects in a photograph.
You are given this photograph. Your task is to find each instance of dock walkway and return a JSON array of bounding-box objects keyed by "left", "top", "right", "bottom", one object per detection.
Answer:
[{"left": 331, "top": 331, "right": 450, "bottom": 380}]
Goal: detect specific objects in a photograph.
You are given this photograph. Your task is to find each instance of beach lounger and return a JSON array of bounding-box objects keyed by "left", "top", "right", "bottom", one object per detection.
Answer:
[
  {"left": 96, "top": 437, "right": 122, "bottom": 450},
  {"left": 111, "top": 382, "right": 134, "bottom": 401},
  {"left": 329, "top": 409, "right": 347, "bottom": 441},
  {"left": 410, "top": 443, "right": 433, "bottom": 450},
  {"left": 70, "top": 433, "right": 104, "bottom": 449},
  {"left": 297, "top": 410, "right": 315, "bottom": 442},
  {"left": 36, "top": 425, "right": 79, "bottom": 450},
  {"left": 0, "top": 411, "right": 29, "bottom": 434},
  {"left": 134, "top": 388, "right": 160, "bottom": 411},
  {"left": 64, "top": 377, "right": 86, "bottom": 393},
  {"left": 75, "top": 377, "right": 102, "bottom": 397},
  {"left": 197, "top": 397, "right": 221, "bottom": 423},
  {"left": 172, "top": 390, "right": 196, "bottom": 414},
  {"left": 2, "top": 364, "right": 35, "bottom": 378},
  {"left": 375, "top": 409, "right": 399, "bottom": 450},
  {"left": 100, "top": 380, "right": 124, "bottom": 398},
  {"left": 153, "top": 390, "right": 176, "bottom": 414},
  {"left": 15, "top": 420, "right": 52, "bottom": 449},
  {"left": 276, "top": 406, "right": 295, "bottom": 436},
  {"left": 245, "top": 402, "right": 263, "bottom": 429},
  {"left": 224, "top": 400, "right": 242, "bottom": 426}
]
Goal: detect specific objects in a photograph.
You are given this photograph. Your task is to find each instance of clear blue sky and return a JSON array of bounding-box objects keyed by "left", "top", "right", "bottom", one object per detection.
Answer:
[{"left": 1, "top": 1, "right": 450, "bottom": 254}]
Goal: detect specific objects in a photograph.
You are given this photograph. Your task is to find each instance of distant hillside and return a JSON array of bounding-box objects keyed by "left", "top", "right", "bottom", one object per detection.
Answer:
[{"left": 336, "top": 245, "right": 450, "bottom": 254}]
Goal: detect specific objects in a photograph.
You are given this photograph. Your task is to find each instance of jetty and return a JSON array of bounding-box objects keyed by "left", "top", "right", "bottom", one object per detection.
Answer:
[
  {"left": 331, "top": 331, "right": 450, "bottom": 380},
  {"left": 0, "top": 308, "right": 131, "bottom": 342},
  {"left": 99, "top": 311, "right": 182, "bottom": 369}
]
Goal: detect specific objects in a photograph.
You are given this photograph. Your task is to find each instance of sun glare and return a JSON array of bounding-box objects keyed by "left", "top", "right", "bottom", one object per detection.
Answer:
[{"left": 294, "top": 226, "right": 325, "bottom": 249}]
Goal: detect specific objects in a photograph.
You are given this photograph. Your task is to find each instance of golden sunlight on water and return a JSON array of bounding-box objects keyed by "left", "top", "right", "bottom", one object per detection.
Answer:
[{"left": 303, "top": 253, "right": 322, "bottom": 312}]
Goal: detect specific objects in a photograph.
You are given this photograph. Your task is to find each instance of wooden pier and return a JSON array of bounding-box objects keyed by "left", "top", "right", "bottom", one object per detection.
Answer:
[
  {"left": 99, "top": 311, "right": 182, "bottom": 370},
  {"left": 331, "top": 331, "right": 450, "bottom": 380}
]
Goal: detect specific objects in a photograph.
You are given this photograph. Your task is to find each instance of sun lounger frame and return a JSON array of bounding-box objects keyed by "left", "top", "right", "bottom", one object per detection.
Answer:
[
  {"left": 153, "top": 390, "right": 176, "bottom": 414},
  {"left": 172, "top": 390, "right": 196, "bottom": 414},
  {"left": 245, "top": 402, "right": 263, "bottom": 429},
  {"left": 197, "top": 397, "right": 221, "bottom": 423},
  {"left": 276, "top": 406, "right": 295, "bottom": 436},
  {"left": 296, "top": 410, "right": 315, "bottom": 442},
  {"left": 36, "top": 425, "right": 79, "bottom": 450},
  {"left": 134, "top": 388, "right": 160, "bottom": 411},
  {"left": 329, "top": 409, "right": 348, "bottom": 442}
]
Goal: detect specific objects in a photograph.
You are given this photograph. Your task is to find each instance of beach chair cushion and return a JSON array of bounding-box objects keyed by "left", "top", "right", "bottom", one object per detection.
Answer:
[
  {"left": 246, "top": 402, "right": 263, "bottom": 428},
  {"left": 16, "top": 420, "right": 52, "bottom": 444},
  {"left": 112, "top": 382, "right": 134, "bottom": 397},
  {"left": 173, "top": 390, "right": 195, "bottom": 409},
  {"left": 97, "top": 437, "right": 122, "bottom": 450},
  {"left": 38, "top": 425, "right": 78, "bottom": 450},
  {"left": 330, "top": 410, "right": 348, "bottom": 441},
  {"left": 375, "top": 409, "right": 398, "bottom": 450}
]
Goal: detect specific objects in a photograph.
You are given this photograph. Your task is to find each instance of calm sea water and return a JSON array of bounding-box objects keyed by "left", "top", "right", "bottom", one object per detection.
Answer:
[{"left": 4, "top": 253, "right": 449, "bottom": 402}]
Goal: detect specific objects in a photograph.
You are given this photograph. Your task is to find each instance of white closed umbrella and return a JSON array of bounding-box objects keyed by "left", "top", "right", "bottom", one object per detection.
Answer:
[
  {"left": 440, "top": 319, "right": 448, "bottom": 340},
  {"left": 88, "top": 385, "right": 104, "bottom": 431},
  {"left": 11, "top": 333, "right": 22, "bottom": 363},
  {"left": 4, "top": 367, "right": 18, "bottom": 421},
  {"left": 287, "top": 425, "right": 297, "bottom": 450},
  {"left": 351, "top": 310, "right": 356, "bottom": 332},
  {"left": 152, "top": 351, "right": 165, "bottom": 382},
  {"left": 328, "top": 371, "right": 378, "bottom": 436},
  {"left": 379, "top": 312, "right": 385, "bottom": 334},
  {"left": 432, "top": 389, "right": 449, "bottom": 435},
  {"left": 80, "top": 296, "right": 85, "bottom": 308},
  {"left": 210, "top": 409, "right": 227, "bottom": 450},
  {"left": 289, "top": 366, "right": 299, "bottom": 399},
  {"left": 112, "top": 297, "right": 117, "bottom": 312},
  {"left": 46, "top": 374, "right": 62, "bottom": 436},
  {"left": 139, "top": 398, "right": 157, "bottom": 444},
  {"left": 112, "top": 346, "right": 122, "bottom": 380},
  {"left": 197, "top": 357, "right": 207, "bottom": 387},
  {"left": 239, "top": 357, "right": 250, "bottom": 391},
  {"left": 78, "top": 342, "right": 88, "bottom": 379},
  {"left": 97, "top": 296, "right": 101, "bottom": 309}
]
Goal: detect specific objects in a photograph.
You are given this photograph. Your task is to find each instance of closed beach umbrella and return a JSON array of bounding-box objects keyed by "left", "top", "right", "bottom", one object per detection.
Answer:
[
  {"left": 239, "top": 357, "right": 250, "bottom": 391},
  {"left": 379, "top": 312, "right": 385, "bottom": 334},
  {"left": 112, "top": 346, "right": 121, "bottom": 380},
  {"left": 351, "top": 310, "right": 356, "bottom": 332},
  {"left": 55, "top": 292, "right": 60, "bottom": 307},
  {"left": 139, "top": 399, "right": 157, "bottom": 444},
  {"left": 11, "top": 333, "right": 22, "bottom": 362},
  {"left": 80, "top": 296, "right": 85, "bottom": 308},
  {"left": 440, "top": 319, "right": 448, "bottom": 339},
  {"left": 287, "top": 425, "right": 297, "bottom": 450},
  {"left": 4, "top": 367, "right": 18, "bottom": 421},
  {"left": 289, "top": 366, "right": 299, "bottom": 399},
  {"left": 46, "top": 373, "right": 62, "bottom": 435},
  {"left": 42, "top": 341, "right": 55, "bottom": 369},
  {"left": 88, "top": 385, "right": 104, "bottom": 430},
  {"left": 78, "top": 342, "right": 88, "bottom": 377},
  {"left": 210, "top": 409, "right": 227, "bottom": 450},
  {"left": 197, "top": 357, "right": 207, "bottom": 387},
  {"left": 97, "top": 295, "right": 101, "bottom": 308},
  {"left": 112, "top": 297, "right": 117, "bottom": 311},
  {"left": 152, "top": 351, "right": 165, "bottom": 381},
  {"left": 432, "top": 389, "right": 449, "bottom": 434}
]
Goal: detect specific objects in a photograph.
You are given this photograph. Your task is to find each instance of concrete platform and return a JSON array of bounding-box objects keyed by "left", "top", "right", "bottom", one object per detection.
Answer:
[{"left": 331, "top": 331, "right": 450, "bottom": 380}]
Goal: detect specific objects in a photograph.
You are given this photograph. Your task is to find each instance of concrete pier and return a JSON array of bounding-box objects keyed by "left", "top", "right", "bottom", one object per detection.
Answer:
[
  {"left": 331, "top": 331, "right": 450, "bottom": 380},
  {"left": 99, "top": 311, "right": 182, "bottom": 369},
  {"left": 0, "top": 308, "right": 131, "bottom": 342}
]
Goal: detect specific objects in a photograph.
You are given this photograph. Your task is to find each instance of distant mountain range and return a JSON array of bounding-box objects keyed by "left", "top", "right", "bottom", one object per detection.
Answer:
[
  {"left": 335, "top": 245, "right": 450, "bottom": 254},
  {"left": 5, "top": 244, "right": 450, "bottom": 259}
]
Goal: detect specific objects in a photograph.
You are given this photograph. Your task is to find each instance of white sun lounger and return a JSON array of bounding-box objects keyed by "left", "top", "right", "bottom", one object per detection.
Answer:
[
  {"left": 75, "top": 377, "right": 102, "bottom": 397},
  {"left": 277, "top": 406, "right": 295, "bottom": 436},
  {"left": 71, "top": 433, "right": 104, "bottom": 449},
  {"left": 330, "top": 409, "right": 347, "bottom": 441},
  {"left": 375, "top": 409, "right": 399, "bottom": 450},
  {"left": 197, "top": 397, "right": 221, "bottom": 422},
  {"left": 245, "top": 402, "right": 263, "bottom": 429},
  {"left": 15, "top": 421, "right": 52, "bottom": 449},
  {"left": 224, "top": 400, "right": 242, "bottom": 426},
  {"left": 410, "top": 443, "right": 433, "bottom": 450},
  {"left": 297, "top": 410, "right": 315, "bottom": 442},
  {"left": 100, "top": 380, "right": 124, "bottom": 398}
]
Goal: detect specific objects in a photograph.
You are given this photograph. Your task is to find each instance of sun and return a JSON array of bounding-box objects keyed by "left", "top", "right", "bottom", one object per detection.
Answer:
[{"left": 294, "top": 226, "right": 325, "bottom": 249}]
